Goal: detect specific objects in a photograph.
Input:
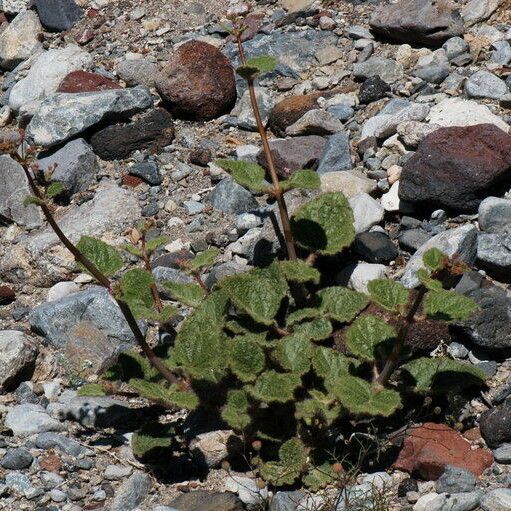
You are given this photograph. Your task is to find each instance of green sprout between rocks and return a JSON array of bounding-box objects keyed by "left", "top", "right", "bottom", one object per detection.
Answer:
[{"left": 11, "top": 15, "right": 486, "bottom": 488}]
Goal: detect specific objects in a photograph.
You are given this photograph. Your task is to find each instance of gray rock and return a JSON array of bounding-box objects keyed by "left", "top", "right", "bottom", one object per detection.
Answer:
[
  {"left": 349, "top": 193, "right": 384, "bottom": 234},
  {"left": 465, "top": 71, "right": 508, "bottom": 100},
  {"left": 413, "top": 62, "right": 450, "bottom": 84},
  {"left": 286, "top": 109, "right": 343, "bottom": 136},
  {"left": 190, "top": 430, "right": 238, "bottom": 468},
  {"left": 0, "top": 330, "right": 38, "bottom": 391},
  {"left": 477, "top": 233, "right": 511, "bottom": 277},
  {"left": 347, "top": 25, "right": 373, "bottom": 40},
  {"left": 316, "top": 132, "right": 352, "bottom": 174},
  {"left": 401, "top": 224, "right": 477, "bottom": 288},
  {"left": 5, "top": 403, "right": 65, "bottom": 437},
  {"left": 480, "top": 488, "right": 511, "bottom": 511},
  {"left": 270, "top": 491, "right": 305, "bottom": 511},
  {"left": 225, "top": 475, "right": 268, "bottom": 507},
  {"left": 491, "top": 40, "right": 511, "bottom": 65},
  {"left": 116, "top": 58, "right": 159, "bottom": 87},
  {"left": 397, "top": 121, "right": 439, "bottom": 148},
  {"left": 26, "top": 86, "right": 153, "bottom": 147},
  {"left": 33, "top": 0, "right": 83, "bottom": 32},
  {"left": 493, "top": 443, "right": 511, "bottom": 463},
  {"left": 0, "top": 448, "right": 33, "bottom": 469},
  {"left": 5, "top": 471, "right": 33, "bottom": 493},
  {"left": 462, "top": 0, "right": 503, "bottom": 27},
  {"left": 0, "top": 10, "right": 42, "bottom": 70},
  {"left": 111, "top": 471, "right": 151, "bottom": 511},
  {"left": 35, "top": 432, "right": 84, "bottom": 456},
  {"left": 237, "top": 87, "right": 274, "bottom": 131},
  {"left": 129, "top": 161, "right": 162, "bottom": 186},
  {"left": 352, "top": 56, "right": 404, "bottom": 83},
  {"left": 327, "top": 104, "right": 354, "bottom": 121},
  {"left": 0, "top": 154, "right": 43, "bottom": 229},
  {"left": 207, "top": 178, "right": 258, "bottom": 215},
  {"left": 104, "top": 464, "right": 133, "bottom": 480},
  {"left": 436, "top": 466, "right": 476, "bottom": 493},
  {"left": 443, "top": 37, "right": 470, "bottom": 61},
  {"left": 399, "top": 228, "right": 432, "bottom": 253},
  {"left": 447, "top": 342, "right": 469, "bottom": 359},
  {"left": 337, "top": 262, "right": 386, "bottom": 293},
  {"left": 37, "top": 138, "right": 99, "bottom": 196}
]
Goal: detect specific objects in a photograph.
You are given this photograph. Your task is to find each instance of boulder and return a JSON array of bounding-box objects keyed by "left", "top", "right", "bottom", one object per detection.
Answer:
[
  {"left": 0, "top": 330, "right": 38, "bottom": 391},
  {"left": 33, "top": 0, "right": 83, "bottom": 32},
  {"left": 57, "top": 70, "right": 121, "bottom": 93}
]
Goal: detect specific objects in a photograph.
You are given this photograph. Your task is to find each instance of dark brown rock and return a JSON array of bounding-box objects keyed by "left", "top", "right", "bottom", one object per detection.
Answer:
[
  {"left": 0, "top": 285, "right": 15, "bottom": 305},
  {"left": 57, "top": 71, "right": 121, "bottom": 93},
  {"left": 399, "top": 124, "right": 511, "bottom": 213},
  {"left": 156, "top": 41, "right": 236, "bottom": 121},
  {"left": 89, "top": 108, "right": 175, "bottom": 160},
  {"left": 480, "top": 400, "right": 511, "bottom": 448}
]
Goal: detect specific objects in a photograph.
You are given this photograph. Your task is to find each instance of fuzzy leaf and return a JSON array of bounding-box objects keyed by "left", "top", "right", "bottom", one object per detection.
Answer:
[
  {"left": 345, "top": 315, "right": 397, "bottom": 361},
  {"left": 424, "top": 289, "right": 478, "bottom": 322},
  {"left": 129, "top": 378, "right": 198, "bottom": 410},
  {"left": 76, "top": 236, "right": 124, "bottom": 277},
  {"left": 229, "top": 336, "right": 265, "bottom": 382},
  {"left": 118, "top": 268, "right": 155, "bottom": 320},
  {"left": 188, "top": 248, "right": 220, "bottom": 272},
  {"left": 77, "top": 383, "right": 107, "bottom": 397},
  {"left": 303, "top": 463, "right": 337, "bottom": 491},
  {"left": 145, "top": 236, "right": 168, "bottom": 253},
  {"left": 121, "top": 244, "right": 144, "bottom": 257},
  {"left": 131, "top": 423, "right": 174, "bottom": 459},
  {"left": 327, "top": 375, "right": 401, "bottom": 417},
  {"left": 318, "top": 287, "right": 368, "bottom": 323},
  {"left": 312, "top": 347, "right": 357, "bottom": 379},
  {"left": 423, "top": 248, "right": 446, "bottom": 271},
  {"left": 402, "top": 357, "right": 486, "bottom": 394},
  {"left": 273, "top": 334, "right": 314, "bottom": 375},
  {"left": 293, "top": 317, "right": 332, "bottom": 341},
  {"left": 291, "top": 192, "right": 355, "bottom": 255},
  {"left": 367, "top": 279, "right": 409, "bottom": 312},
  {"left": 46, "top": 182, "right": 65, "bottom": 198},
  {"left": 247, "top": 370, "right": 301, "bottom": 403},
  {"left": 282, "top": 170, "right": 320, "bottom": 191},
  {"left": 260, "top": 461, "right": 300, "bottom": 486},
  {"left": 236, "top": 55, "right": 277, "bottom": 79},
  {"left": 23, "top": 195, "right": 44, "bottom": 206},
  {"left": 163, "top": 281, "right": 206, "bottom": 307},
  {"left": 279, "top": 437, "right": 307, "bottom": 469},
  {"left": 287, "top": 307, "right": 321, "bottom": 326},
  {"left": 417, "top": 269, "right": 443, "bottom": 291},
  {"left": 215, "top": 159, "right": 267, "bottom": 192},
  {"left": 104, "top": 351, "right": 159, "bottom": 382},
  {"left": 157, "top": 305, "right": 178, "bottom": 323},
  {"left": 295, "top": 396, "right": 341, "bottom": 427},
  {"left": 221, "top": 389, "right": 251, "bottom": 430},
  {"left": 278, "top": 260, "right": 320, "bottom": 284}
]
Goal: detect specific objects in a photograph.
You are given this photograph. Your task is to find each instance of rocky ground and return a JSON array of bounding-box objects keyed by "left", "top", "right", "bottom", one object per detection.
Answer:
[{"left": 1, "top": 0, "right": 511, "bottom": 509}]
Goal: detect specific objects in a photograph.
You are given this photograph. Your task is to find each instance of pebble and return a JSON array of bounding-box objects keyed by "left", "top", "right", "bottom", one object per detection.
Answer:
[{"left": 0, "top": 448, "right": 33, "bottom": 469}]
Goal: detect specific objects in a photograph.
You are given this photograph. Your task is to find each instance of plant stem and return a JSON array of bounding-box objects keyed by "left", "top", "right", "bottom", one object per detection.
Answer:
[
  {"left": 141, "top": 235, "right": 164, "bottom": 313},
  {"left": 19, "top": 159, "right": 179, "bottom": 385},
  {"left": 235, "top": 35, "right": 297, "bottom": 262}
]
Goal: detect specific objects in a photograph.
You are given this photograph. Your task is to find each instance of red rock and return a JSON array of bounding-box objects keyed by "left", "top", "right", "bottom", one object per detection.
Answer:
[
  {"left": 0, "top": 285, "right": 15, "bottom": 305},
  {"left": 74, "top": 28, "right": 95, "bottom": 45},
  {"left": 155, "top": 40, "right": 236, "bottom": 121},
  {"left": 39, "top": 454, "right": 62, "bottom": 472},
  {"left": 122, "top": 174, "right": 143, "bottom": 188},
  {"left": 57, "top": 71, "right": 121, "bottom": 93},
  {"left": 394, "top": 422, "right": 493, "bottom": 479}
]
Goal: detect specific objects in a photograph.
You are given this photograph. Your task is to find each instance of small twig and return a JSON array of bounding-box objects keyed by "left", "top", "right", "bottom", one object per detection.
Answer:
[{"left": 140, "top": 235, "right": 164, "bottom": 313}]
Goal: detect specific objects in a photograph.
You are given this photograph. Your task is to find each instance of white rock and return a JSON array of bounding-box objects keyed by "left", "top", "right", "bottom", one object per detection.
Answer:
[
  {"left": 320, "top": 171, "right": 377, "bottom": 197},
  {"left": 480, "top": 488, "right": 511, "bottom": 511},
  {"left": 413, "top": 493, "right": 446, "bottom": 511},
  {"left": 381, "top": 181, "right": 414, "bottom": 213},
  {"left": 338, "top": 262, "right": 386, "bottom": 293},
  {"left": 0, "top": 330, "right": 38, "bottom": 391},
  {"left": 47, "top": 282, "right": 80, "bottom": 302},
  {"left": 349, "top": 193, "right": 384, "bottom": 234},
  {"left": 462, "top": 0, "right": 504, "bottom": 27},
  {"left": 224, "top": 475, "right": 268, "bottom": 506},
  {"left": 1, "top": 0, "right": 31, "bottom": 13},
  {"left": 5, "top": 403, "right": 65, "bottom": 437}
]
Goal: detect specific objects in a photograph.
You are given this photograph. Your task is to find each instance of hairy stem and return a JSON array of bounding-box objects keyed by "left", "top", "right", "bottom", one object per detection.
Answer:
[{"left": 141, "top": 235, "right": 164, "bottom": 313}]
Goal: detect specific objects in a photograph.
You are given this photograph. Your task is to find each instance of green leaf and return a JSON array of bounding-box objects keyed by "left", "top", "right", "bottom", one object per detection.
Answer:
[
  {"left": 260, "top": 461, "right": 300, "bottom": 486},
  {"left": 215, "top": 159, "right": 267, "bottom": 192},
  {"left": 281, "top": 170, "right": 320, "bottom": 191},
  {"left": 423, "top": 248, "right": 446, "bottom": 271},
  {"left": 23, "top": 195, "right": 44, "bottom": 207},
  {"left": 417, "top": 268, "right": 443, "bottom": 291},
  {"left": 76, "top": 236, "right": 124, "bottom": 277},
  {"left": 273, "top": 334, "right": 314, "bottom": 375},
  {"left": 278, "top": 260, "right": 321, "bottom": 284},
  {"left": 131, "top": 422, "right": 174, "bottom": 459},
  {"left": 402, "top": 357, "right": 486, "bottom": 394},
  {"left": 317, "top": 287, "right": 368, "bottom": 323},
  {"left": 367, "top": 279, "right": 409, "bottom": 312},
  {"left": 129, "top": 378, "right": 198, "bottom": 410},
  {"left": 104, "top": 351, "right": 159, "bottom": 382},
  {"left": 221, "top": 389, "right": 251, "bottom": 430},
  {"left": 121, "top": 244, "right": 144, "bottom": 258},
  {"left": 424, "top": 289, "right": 478, "bottom": 322},
  {"left": 312, "top": 347, "right": 357, "bottom": 379},
  {"left": 229, "top": 336, "right": 265, "bottom": 382},
  {"left": 247, "top": 370, "right": 301, "bottom": 403},
  {"left": 295, "top": 393, "right": 341, "bottom": 427},
  {"left": 221, "top": 264, "right": 288, "bottom": 325},
  {"left": 291, "top": 192, "right": 355, "bottom": 255},
  {"left": 286, "top": 307, "right": 321, "bottom": 326},
  {"left": 46, "top": 182, "right": 65, "bottom": 198},
  {"left": 293, "top": 317, "right": 332, "bottom": 341},
  {"left": 118, "top": 268, "right": 155, "bottom": 320},
  {"left": 236, "top": 55, "right": 278, "bottom": 79},
  {"left": 188, "top": 248, "right": 220, "bottom": 272},
  {"left": 279, "top": 437, "right": 307, "bottom": 469},
  {"left": 327, "top": 375, "right": 401, "bottom": 417},
  {"left": 260, "top": 437, "right": 306, "bottom": 486},
  {"left": 145, "top": 236, "right": 168, "bottom": 253},
  {"left": 303, "top": 463, "right": 337, "bottom": 491},
  {"left": 345, "top": 315, "right": 397, "bottom": 361},
  {"left": 157, "top": 304, "right": 178, "bottom": 323},
  {"left": 77, "top": 383, "right": 107, "bottom": 397},
  {"left": 163, "top": 281, "right": 206, "bottom": 307}
]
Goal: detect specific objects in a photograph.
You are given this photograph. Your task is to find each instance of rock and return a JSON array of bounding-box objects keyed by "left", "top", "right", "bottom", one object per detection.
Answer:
[
  {"left": 90, "top": 108, "right": 174, "bottom": 160},
  {"left": 0, "top": 448, "right": 33, "bottom": 469},
  {"left": 414, "top": 492, "right": 480, "bottom": 511},
  {"left": 491, "top": 40, "right": 511, "bottom": 65},
  {"left": 370, "top": 0, "right": 463, "bottom": 46},
  {"left": 279, "top": 0, "right": 314, "bottom": 13},
  {"left": 33, "top": 0, "right": 83, "bottom": 32},
  {"left": 492, "top": 444, "right": 511, "bottom": 463},
  {"left": 399, "top": 125, "right": 511, "bottom": 213},
  {"left": 381, "top": 181, "right": 414, "bottom": 213},
  {"left": 35, "top": 432, "right": 84, "bottom": 456},
  {"left": 5, "top": 403, "right": 65, "bottom": 437},
  {"left": 0, "top": 330, "right": 38, "bottom": 391},
  {"left": 37, "top": 138, "right": 99, "bottom": 197},
  {"left": 169, "top": 491, "right": 244, "bottom": 511},
  {"left": 257, "top": 135, "right": 326, "bottom": 178},
  {"left": 1, "top": 0, "right": 31, "bottom": 13},
  {"left": 443, "top": 37, "right": 470, "bottom": 61},
  {"left": 111, "top": 471, "right": 151, "bottom": 511},
  {"left": 401, "top": 225, "right": 477, "bottom": 288},
  {"left": 237, "top": 87, "right": 274, "bottom": 131},
  {"left": 413, "top": 57, "right": 450, "bottom": 84},
  {"left": 320, "top": 171, "right": 377, "bottom": 197},
  {"left": 359, "top": 76, "right": 390, "bottom": 104},
  {"left": 349, "top": 193, "right": 384, "bottom": 234},
  {"left": 480, "top": 488, "right": 511, "bottom": 511},
  {"left": 316, "top": 132, "right": 352, "bottom": 174},
  {"left": 394, "top": 423, "right": 493, "bottom": 479},
  {"left": 0, "top": 285, "right": 16, "bottom": 305},
  {"left": 225, "top": 475, "right": 268, "bottom": 507},
  {"left": 337, "top": 262, "right": 386, "bottom": 293},
  {"left": 462, "top": 0, "right": 504, "bottom": 27},
  {"left": 465, "top": 71, "right": 508, "bottom": 100},
  {"left": 286, "top": 109, "right": 342, "bottom": 136},
  {"left": 397, "top": 121, "right": 439, "bottom": 148},
  {"left": 327, "top": 104, "right": 354, "bottom": 122},
  {"left": 477, "top": 233, "right": 511, "bottom": 277},
  {"left": 354, "top": 231, "right": 398, "bottom": 264},
  {"left": 436, "top": 466, "right": 476, "bottom": 493},
  {"left": 26, "top": 86, "right": 153, "bottom": 148},
  {"left": 104, "top": 465, "right": 133, "bottom": 480},
  {"left": 353, "top": 56, "right": 404, "bottom": 83},
  {"left": 0, "top": 154, "right": 43, "bottom": 229},
  {"left": 270, "top": 491, "right": 305, "bottom": 511},
  {"left": 156, "top": 40, "right": 235, "bottom": 121},
  {"left": 116, "top": 57, "right": 159, "bottom": 87},
  {"left": 426, "top": 98, "right": 509, "bottom": 133},
  {"left": 9, "top": 45, "right": 92, "bottom": 112},
  {"left": 399, "top": 229, "right": 433, "bottom": 253},
  {"left": 128, "top": 161, "right": 162, "bottom": 186},
  {"left": 0, "top": 10, "right": 42, "bottom": 70},
  {"left": 190, "top": 430, "right": 240, "bottom": 468},
  {"left": 57, "top": 70, "right": 121, "bottom": 93},
  {"left": 207, "top": 178, "right": 258, "bottom": 214}
]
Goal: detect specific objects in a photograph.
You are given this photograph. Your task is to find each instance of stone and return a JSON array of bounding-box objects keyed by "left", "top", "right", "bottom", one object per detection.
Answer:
[
  {"left": 57, "top": 70, "right": 121, "bottom": 93},
  {"left": 480, "top": 488, "right": 511, "bottom": 511},
  {"left": 104, "top": 465, "right": 133, "bottom": 480},
  {"left": 359, "top": 76, "right": 390, "bottom": 104},
  {"left": 90, "top": 108, "right": 174, "bottom": 160},
  {"left": 26, "top": 86, "right": 153, "bottom": 148},
  {"left": 491, "top": 40, "right": 511, "bottom": 65},
  {"left": 207, "top": 178, "right": 258, "bottom": 214},
  {"left": 413, "top": 62, "right": 450, "bottom": 84},
  {"left": 399, "top": 125, "right": 511, "bottom": 213},
  {"left": 237, "top": 87, "right": 274, "bottom": 131},
  {"left": 111, "top": 471, "right": 151, "bottom": 511},
  {"left": 9, "top": 45, "right": 92, "bottom": 112},
  {"left": 381, "top": 181, "right": 414, "bottom": 213},
  {"left": 352, "top": 57, "right": 404, "bottom": 83},
  {"left": 443, "top": 37, "right": 470, "bottom": 61},
  {"left": 190, "top": 430, "right": 239, "bottom": 468},
  {"left": 128, "top": 161, "right": 162, "bottom": 186},
  {"left": 316, "top": 132, "right": 352, "bottom": 174},
  {"left": 477, "top": 233, "right": 511, "bottom": 277},
  {"left": 268, "top": 93, "right": 323, "bottom": 136},
  {"left": 320, "top": 171, "right": 377, "bottom": 197},
  {"left": 0, "top": 285, "right": 16, "bottom": 305},
  {"left": 397, "top": 121, "right": 439, "bottom": 148},
  {"left": 327, "top": 104, "right": 354, "bottom": 121},
  {"left": 1, "top": 0, "right": 31, "bottom": 13},
  {"left": 0, "top": 155, "right": 43, "bottom": 229},
  {"left": 286, "top": 109, "right": 343, "bottom": 136},
  {"left": 225, "top": 475, "right": 268, "bottom": 507},
  {"left": 465, "top": 71, "right": 508, "bottom": 100},
  {"left": 414, "top": 492, "right": 480, "bottom": 511},
  {"left": 37, "top": 138, "right": 99, "bottom": 197},
  {"left": 156, "top": 40, "right": 235, "bottom": 121},
  {"left": 462, "top": 0, "right": 504, "bottom": 27},
  {"left": 33, "top": 0, "right": 83, "bottom": 32},
  {"left": 0, "top": 448, "right": 33, "bottom": 469},
  {"left": 279, "top": 0, "right": 314, "bottom": 13},
  {"left": 436, "top": 466, "right": 476, "bottom": 493},
  {"left": 270, "top": 491, "right": 305, "bottom": 511},
  {"left": 394, "top": 423, "right": 493, "bottom": 479},
  {"left": 426, "top": 98, "right": 509, "bottom": 133},
  {"left": 370, "top": 0, "right": 464, "bottom": 46},
  {"left": 492, "top": 444, "right": 511, "bottom": 463},
  {"left": 116, "top": 57, "right": 159, "bottom": 87},
  {"left": 257, "top": 135, "right": 326, "bottom": 178},
  {"left": 0, "top": 330, "right": 38, "bottom": 391},
  {"left": 5, "top": 403, "right": 65, "bottom": 437},
  {"left": 354, "top": 232, "right": 398, "bottom": 264},
  {"left": 337, "top": 262, "right": 386, "bottom": 293},
  {"left": 349, "top": 193, "right": 384, "bottom": 234},
  {"left": 401, "top": 225, "right": 477, "bottom": 288},
  {"left": 399, "top": 229, "right": 432, "bottom": 253},
  {"left": 0, "top": 10, "right": 42, "bottom": 70},
  {"left": 35, "top": 432, "right": 84, "bottom": 456},
  {"left": 169, "top": 491, "right": 244, "bottom": 511}
]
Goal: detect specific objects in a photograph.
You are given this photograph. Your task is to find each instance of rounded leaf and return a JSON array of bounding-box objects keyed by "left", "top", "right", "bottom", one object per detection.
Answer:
[{"left": 345, "top": 315, "right": 397, "bottom": 361}]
